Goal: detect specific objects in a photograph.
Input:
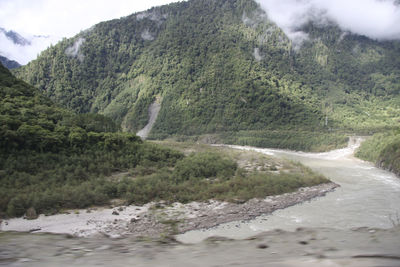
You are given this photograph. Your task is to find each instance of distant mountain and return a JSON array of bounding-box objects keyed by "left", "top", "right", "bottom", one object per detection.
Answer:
[
  {"left": 0, "top": 27, "right": 31, "bottom": 46},
  {"left": 13, "top": 0, "right": 400, "bottom": 148},
  {"left": 0, "top": 27, "right": 59, "bottom": 65},
  {"left": 0, "top": 55, "right": 20, "bottom": 69}
]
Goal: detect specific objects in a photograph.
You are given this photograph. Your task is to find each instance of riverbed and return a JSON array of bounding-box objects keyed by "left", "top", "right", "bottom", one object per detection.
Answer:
[{"left": 178, "top": 138, "right": 400, "bottom": 242}]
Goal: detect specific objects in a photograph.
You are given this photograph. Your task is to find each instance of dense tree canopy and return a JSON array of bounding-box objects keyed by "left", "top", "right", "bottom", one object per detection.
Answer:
[
  {"left": 13, "top": 0, "right": 400, "bottom": 142},
  {"left": 0, "top": 62, "right": 181, "bottom": 216}
]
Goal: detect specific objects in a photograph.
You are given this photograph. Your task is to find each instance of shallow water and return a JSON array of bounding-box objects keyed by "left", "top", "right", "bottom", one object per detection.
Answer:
[{"left": 178, "top": 139, "right": 400, "bottom": 243}]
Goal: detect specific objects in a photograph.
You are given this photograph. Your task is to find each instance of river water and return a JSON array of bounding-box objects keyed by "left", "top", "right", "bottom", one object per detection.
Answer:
[{"left": 178, "top": 138, "right": 400, "bottom": 243}]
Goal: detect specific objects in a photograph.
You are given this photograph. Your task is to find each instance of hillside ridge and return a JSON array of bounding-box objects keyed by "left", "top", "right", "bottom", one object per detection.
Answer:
[{"left": 13, "top": 0, "right": 400, "bottom": 148}]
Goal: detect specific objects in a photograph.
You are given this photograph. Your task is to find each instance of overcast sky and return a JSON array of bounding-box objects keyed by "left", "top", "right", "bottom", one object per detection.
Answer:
[
  {"left": 256, "top": 0, "right": 400, "bottom": 41},
  {"left": 0, "top": 0, "right": 182, "bottom": 37},
  {"left": 0, "top": 0, "right": 182, "bottom": 64}
]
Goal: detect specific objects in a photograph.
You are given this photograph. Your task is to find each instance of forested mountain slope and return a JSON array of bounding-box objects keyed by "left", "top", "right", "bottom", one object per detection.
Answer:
[
  {"left": 13, "top": 0, "right": 400, "bottom": 148},
  {"left": 0, "top": 62, "right": 182, "bottom": 217},
  {"left": 1, "top": 63, "right": 331, "bottom": 217}
]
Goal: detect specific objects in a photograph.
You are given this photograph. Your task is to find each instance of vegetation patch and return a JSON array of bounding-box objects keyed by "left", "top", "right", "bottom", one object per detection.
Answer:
[
  {"left": 356, "top": 130, "right": 400, "bottom": 176},
  {"left": 219, "top": 130, "right": 349, "bottom": 152},
  {"left": 121, "top": 141, "right": 330, "bottom": 204}
]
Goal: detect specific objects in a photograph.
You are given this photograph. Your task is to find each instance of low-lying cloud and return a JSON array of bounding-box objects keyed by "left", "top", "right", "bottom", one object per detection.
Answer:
[
  {"left": 0, "top": 31, "right": 59, "bottom": 65},
  {"left": 256, "top": 0, "right": 400, "bottom": 41},
  {"left": 141, "top": 29, "right": 155, "bottom": 41},
  {"left": 65, "top": 37, "right": 85, "bottom": 62}
]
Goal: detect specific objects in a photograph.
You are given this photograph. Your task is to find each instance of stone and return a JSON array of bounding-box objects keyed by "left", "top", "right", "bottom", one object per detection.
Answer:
[{"left": 130, "top": 218, "right": 139, "bottom": 223}]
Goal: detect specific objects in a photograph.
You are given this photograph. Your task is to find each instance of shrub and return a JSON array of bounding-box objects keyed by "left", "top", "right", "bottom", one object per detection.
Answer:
[{"left": 172, "top": 152, "right": 237, "bottom": 183}]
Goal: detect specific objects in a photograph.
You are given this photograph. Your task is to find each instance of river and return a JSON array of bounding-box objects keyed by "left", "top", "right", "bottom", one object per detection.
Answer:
[
  {"left": 2, "top": 139, "right": 400, "bottom": 266},
  {"left": 178, "top": 138, "right": 400, "bottom": 242}
]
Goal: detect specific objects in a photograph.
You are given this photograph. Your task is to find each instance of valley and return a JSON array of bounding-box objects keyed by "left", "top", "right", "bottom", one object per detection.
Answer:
[
  {"left": 12, "top": 0, "right": 400, "bottom": 149},
  {"left": 1, "top": 140, "right": 400, "bottom": 266},
  {"left": 1, "top": 0, "right": 400, "bottom": 266}
]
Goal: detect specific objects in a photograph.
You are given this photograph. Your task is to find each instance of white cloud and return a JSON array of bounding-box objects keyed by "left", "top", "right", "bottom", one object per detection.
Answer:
[
  {"left": 65, "top": 38, "right": 85, "bottom": 62},
  {"left": 0, "top": 32, "right": 60, "bottom": 64},
  {"left": 0, "top": 0, "right": 182, "bottom": 37},
  {"left": 141, "top": 30, "right": 155, "bottom": 41},
  {"left": 0, "top": 0, "right": 182, "bottom": 64},
  {"left": 256, "top": 0, "right": 400, "bottom": 41}
]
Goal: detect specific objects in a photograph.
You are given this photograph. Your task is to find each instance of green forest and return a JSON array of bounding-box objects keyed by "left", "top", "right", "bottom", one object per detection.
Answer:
[
  {"left": 0, "top": 63, "right": 330, "bottom": 218},
  {"left": 13, "top": 0, "right": 400, "bottom": 151}
]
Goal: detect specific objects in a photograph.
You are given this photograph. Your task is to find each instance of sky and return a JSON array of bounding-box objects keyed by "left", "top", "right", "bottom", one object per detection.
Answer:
[
  {"left": 0, "top": 0, "right": 182, "bottom": 64},
  {"left": 1, "top": 0, "right": 399, "bottom": 64},
  {"left": 0, "top": 0, "right": 182, "bottom": 37}
]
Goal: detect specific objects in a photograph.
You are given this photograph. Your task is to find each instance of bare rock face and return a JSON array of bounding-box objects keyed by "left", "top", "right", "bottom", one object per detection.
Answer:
[
  {"left": 25, "top": 207, "right": 38, "bottom": 220},
  {"left": 136, "top": 101, "right": 161, "bottom": 140}
]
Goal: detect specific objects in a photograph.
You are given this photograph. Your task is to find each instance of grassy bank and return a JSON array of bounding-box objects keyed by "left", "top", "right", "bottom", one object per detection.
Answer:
[
  {"left": 1, "top": 141, "right": 330, "bottom": 218},
  {"left": 0, "top": 140, "right": 183, "bottom": 218},
  {"left": 151, "top": 130, "right": 349, "bottom": 152},
  {"left": 355, "top": 130, "right": 400, "bottom": 176},
  {"left": 142, "top": 141, "right": 329, "bottom": 201},
  {"left": 123, "top": 143, "right": 329, "bottom": 204},
  {"left": 220, "top": 130, "right": 349, "bottom": 152}
]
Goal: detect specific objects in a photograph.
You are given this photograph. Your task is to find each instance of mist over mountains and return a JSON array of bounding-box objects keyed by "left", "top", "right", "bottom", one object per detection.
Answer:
[
  {"left": 0, "top": 27, "right": 59, "bottom": 65},
  {"left": 0, "top": 27, "right": 31, "bottom": 46},
  {"left": 256, "top": 0, "right": 400, "bottom": 42}
]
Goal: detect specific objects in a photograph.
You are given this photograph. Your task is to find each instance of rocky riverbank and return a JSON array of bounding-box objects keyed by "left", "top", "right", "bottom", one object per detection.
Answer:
[{"left": 0, "top": 182, "right": 338, "bottom": 239}]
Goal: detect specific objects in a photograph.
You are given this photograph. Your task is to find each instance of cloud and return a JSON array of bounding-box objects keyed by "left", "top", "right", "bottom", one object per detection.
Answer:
[
  {"left": 0, "top": 32, "right": 60, "bottom": 65},
  {"left": 253, "top": 47, "right": 263, "bottom": 61},
  {"left": 0, "top": 0, "right": 182, "bottom": 38},
  {"left": 65, "top": 38, "right": 85, "bottom": 62},
  {"left": 141, "top": 30, "right": 155, "bottom": 41},
  {"left": 256, "top": 0, "right": 400, "bottom": 41},
  {"left": 0, "top": 0, "right": 182, "bottom": 64}
]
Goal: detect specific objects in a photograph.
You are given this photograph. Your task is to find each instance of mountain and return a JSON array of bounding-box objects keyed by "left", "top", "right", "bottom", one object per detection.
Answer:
[
  {"left": 0, "top": 27, "right": 31, "bottom": 46},
  {"left": 0, "top": 55, "right": 21, "bottom": 69},
  {"left": 13, "top": 0, "right": 400, "bottom": 150},
  {"left": 0, "top": 61, "right": 122, "bottom": 154},
  {"left": 1, "top": 61, "right": 326, "bottom": 217},
  {"left": 0, "top": 61, "right": 184, "bottom": 217}
]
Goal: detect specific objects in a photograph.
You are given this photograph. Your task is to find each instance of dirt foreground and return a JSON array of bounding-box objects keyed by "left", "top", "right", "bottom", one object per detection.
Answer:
[{"left": 1, "top": 226, "right": 400, "bottom": 266}]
